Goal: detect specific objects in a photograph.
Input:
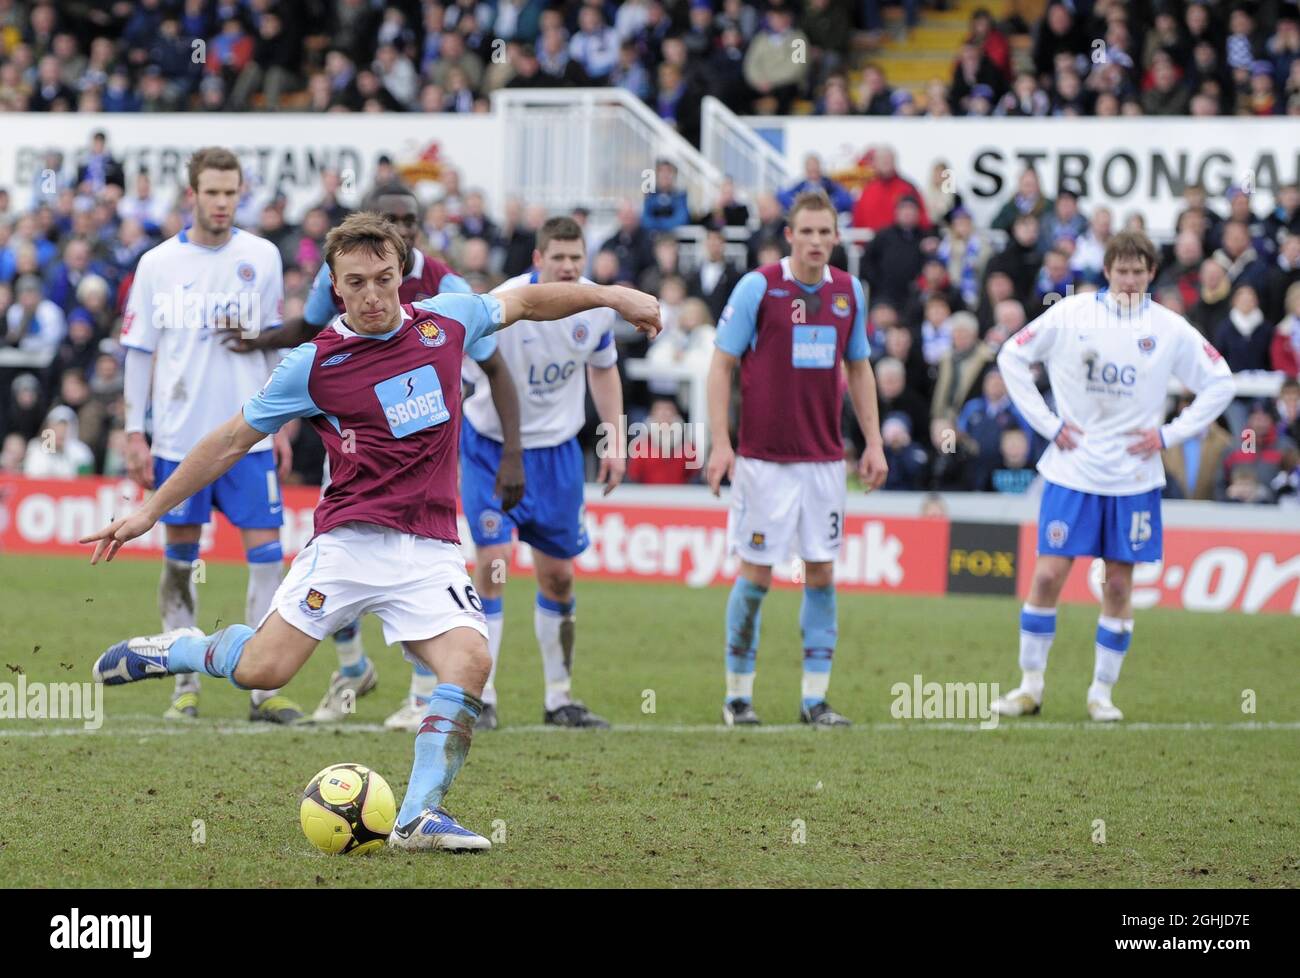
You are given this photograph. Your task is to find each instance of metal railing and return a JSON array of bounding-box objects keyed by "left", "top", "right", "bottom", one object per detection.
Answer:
[
  {"left": 700, "top": 95, "right": 790, "bottom": 206},
  {"left": 490, "top": 88, "right": 725, "bottom": 220}
]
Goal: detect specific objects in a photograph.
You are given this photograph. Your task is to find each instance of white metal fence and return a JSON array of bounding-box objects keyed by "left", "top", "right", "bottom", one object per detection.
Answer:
[
  {"left": 700, "top": 95, "right": 789, "bottom": 205},
  {"left": 490, "top": 88, "right": 724, "bottom": 221}
]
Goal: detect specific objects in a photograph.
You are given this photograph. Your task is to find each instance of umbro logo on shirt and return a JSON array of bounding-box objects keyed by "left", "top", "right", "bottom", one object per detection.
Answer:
[{"left": 321, "top": 353, "right": 352, "bottom": 367}]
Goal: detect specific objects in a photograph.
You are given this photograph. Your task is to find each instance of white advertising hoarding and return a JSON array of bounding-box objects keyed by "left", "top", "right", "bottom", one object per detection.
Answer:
[
  {"left": 757, "top": 117, "right": 1299, "bottom": 236},
  {"left": 0, "top": 113, "right": 500, "bottom": 222}
]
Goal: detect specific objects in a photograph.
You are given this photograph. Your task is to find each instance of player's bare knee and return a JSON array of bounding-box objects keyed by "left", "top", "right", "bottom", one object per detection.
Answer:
[
  {"left": 538, "top": 568, "right": 574, "bottom": 604},
  {"left": 803, "top": 562, "right": 834, "bottom": 589},
  {"left": 440, "top": 637, "right": 491, "bottom": 692},
  {"left": 465, "top": 642, "right": 492, "bottom": 687},
  {"left": 164, "top": 524, "right": 202, "bottom": 545},
  {"left": 741, "top": 562, "right": 773, "bottom": 590},
  {"left": 1102, "top": 572, "right": 1131, "bottom": 608},
  {"left": 1034, "top": 563, "right": 1068, "bottom": 594}
]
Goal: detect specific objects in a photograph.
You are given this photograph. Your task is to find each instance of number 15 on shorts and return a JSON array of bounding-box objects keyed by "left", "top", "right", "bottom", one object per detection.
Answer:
[{"left": 1130, "top": 511, "right": 1151, "bottom": 546}]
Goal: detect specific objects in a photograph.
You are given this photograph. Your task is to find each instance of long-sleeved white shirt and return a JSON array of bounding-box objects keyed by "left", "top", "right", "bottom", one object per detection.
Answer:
[{"left": 997, "top": 291, "right": 1235, "bottom": 495}]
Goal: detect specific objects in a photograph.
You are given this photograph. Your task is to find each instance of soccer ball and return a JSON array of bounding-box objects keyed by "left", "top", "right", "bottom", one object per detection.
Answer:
[{"left": 299, "top": 763, "right": 397, "bottom": 855}]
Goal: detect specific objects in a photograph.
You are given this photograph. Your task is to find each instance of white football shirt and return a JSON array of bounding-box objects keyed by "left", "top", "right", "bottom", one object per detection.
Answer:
[
  {"left": 997, "top": 291, "right": 1235, "bottom": 495},
  {"left": 461, "top": 272, "right": 619, "bottom": 448},
  {"left": 121, "top": 228, "right": 284, "bottom": 460}
]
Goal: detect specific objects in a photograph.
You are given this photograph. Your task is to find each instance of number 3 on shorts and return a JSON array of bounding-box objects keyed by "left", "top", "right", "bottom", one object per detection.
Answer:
[
  {"left": 1129, "top": 511, "right": 1151, "bottom": 546},
  {"left": 446, "top": 584, "right": 484, "bottom": 613},
  {"left": 829, "top": 511, "right": 841, "bottom": 541}
]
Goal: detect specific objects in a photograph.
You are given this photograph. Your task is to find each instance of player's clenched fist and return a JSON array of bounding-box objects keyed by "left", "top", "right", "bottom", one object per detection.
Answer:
[{"left": 603, "top": 285, "right": 662, "bottom": 339}]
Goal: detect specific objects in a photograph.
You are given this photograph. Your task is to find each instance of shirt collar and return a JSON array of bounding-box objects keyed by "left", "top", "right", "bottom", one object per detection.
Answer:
[
  {"left": 334, "top": 306, "right": 408, "bottom": 340},
  {"left": 1095, "top": 287, "right": 1151, "bottom": 318},
  {"left": 780, "top": 256, "right": 832, "bottom": 286},
  {"left": 178, "top": 227, "right": 239, "bottom": 249}
]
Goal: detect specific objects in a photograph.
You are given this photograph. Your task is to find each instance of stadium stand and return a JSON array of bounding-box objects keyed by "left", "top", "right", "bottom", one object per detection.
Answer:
[{"left": 1, "top": 1, "right": 1298, "bottom": 504}]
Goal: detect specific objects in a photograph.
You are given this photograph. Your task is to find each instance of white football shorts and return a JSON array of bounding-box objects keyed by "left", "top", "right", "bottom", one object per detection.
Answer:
[
  {"left": 727, "top": 456, "right": 847, "bottom": 565},
  {"left": 263, "top": 522, "right": 488, "bottom": 646}
]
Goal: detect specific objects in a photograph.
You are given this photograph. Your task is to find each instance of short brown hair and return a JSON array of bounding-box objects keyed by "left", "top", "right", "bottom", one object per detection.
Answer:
[
  {"left": 187, "top": 146, "right": 241, "bottom": 190},
  {"left": 787, "top": 189, "right": 835, "bottom": 225},
  {"left": 536, "top": 216, "right": 583, "bottom": 254},
  {"left": 1103, "top": 229, "right": 1158, "bottom": 273},
  {"left": 324, "top": 211, "right": 408, "bottom": 275}
]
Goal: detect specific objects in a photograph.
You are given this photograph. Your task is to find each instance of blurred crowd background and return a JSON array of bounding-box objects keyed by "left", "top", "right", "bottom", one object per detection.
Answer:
[{"left": 2, "top": 0, "right": 1299, "bottom": 505}]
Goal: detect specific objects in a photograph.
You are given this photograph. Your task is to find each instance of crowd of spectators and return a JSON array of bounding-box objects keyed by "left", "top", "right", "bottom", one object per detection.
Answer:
[
  {"left": 7, "top": 1, "right": 1298, "bottom": 151},
  {"left": 3, "top": 2, "right": 1299, "bottom": 503},
  {"left": 5, "top": 122, "right": 1299, "bottom": 504},
  {"left": 821, "top": 2, "right": 1300, "bottom": 120}
]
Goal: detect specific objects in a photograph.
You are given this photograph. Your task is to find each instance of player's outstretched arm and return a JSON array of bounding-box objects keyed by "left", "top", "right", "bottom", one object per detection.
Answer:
[
  {"left": 80, "top": 413, "right": 266, "bottom": 564},
  {"left": 497, "top": 283, "right": 661, "bottom": 338}
]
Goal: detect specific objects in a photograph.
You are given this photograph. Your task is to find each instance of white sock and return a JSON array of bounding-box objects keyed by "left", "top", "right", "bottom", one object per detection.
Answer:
[
  {"left": 160, "top": 558, "right": 199, "bottom": 694},
  {"left": 726, "top": 671, "right": 755, "bottom": 700},
  {"left": 1018, "top": 604, "right": 1056, "bottom": 696},
  {"left": 481, "top": 607, "right": 504, "bottom": 706},
  {"left": 1091, "top": 616, "right": 1132, "bottom": 699},
  {"left": 247, "top": 560, "right": 283, "bottom": 706},
  {"left": 535, "top": 594, "right": 575, "bottom": 712},
  {"left": 405, "top": 648, "right": 439, "bottom": 705},
  {"left": 245, "top": 560, "right": 281, "bottom": 628}
]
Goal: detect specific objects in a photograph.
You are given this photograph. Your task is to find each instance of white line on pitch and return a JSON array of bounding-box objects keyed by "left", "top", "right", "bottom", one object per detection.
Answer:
[{"left": 1, "top": 719, "right": 1298, "bottom": 738}]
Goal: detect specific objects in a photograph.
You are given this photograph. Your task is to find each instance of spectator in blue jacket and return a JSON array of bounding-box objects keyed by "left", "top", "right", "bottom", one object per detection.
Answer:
[
  {"left": 46, "top": 239, "right": 111, "bottom": 312},
  {"left": 957, "top": 368, "right": 1035, "bottom": 490},
  {"left": 777, "top": 154, "right": 854, "bottom": 214},
  {"left": 881, "top": 412, "right": 929, "bottom": 490},
  {"left": 642, "top": 159, "right": 690, "bottom": 232}
]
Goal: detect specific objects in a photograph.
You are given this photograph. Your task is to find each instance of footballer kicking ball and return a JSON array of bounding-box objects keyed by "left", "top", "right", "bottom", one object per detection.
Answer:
[{"left": 299, "top": 763, "right": 397, "bottom": 855}]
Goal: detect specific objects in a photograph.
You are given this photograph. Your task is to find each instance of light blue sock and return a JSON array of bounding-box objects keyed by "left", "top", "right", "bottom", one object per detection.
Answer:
[
  {"left": 725, "top": 578, "right": 767, "bottom": 703},
  {"left": 396, "top": 683, "right": 482, "bottom": 825},
  {"left": 168, "top": 625, "right": 254, "bottom": 689},
  {"left": 332, "top": 620, "right": 369, "bottom": 678},
  {"left": 800, "top": 584, "right": 837, "bottom": 710}
]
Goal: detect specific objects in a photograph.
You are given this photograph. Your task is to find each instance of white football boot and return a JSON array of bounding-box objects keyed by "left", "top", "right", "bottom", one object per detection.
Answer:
[
  {"left": 1087, "top": 691, "right": 1124, "bottom": 722},
  {"left": 990, "top": 686, "right": 1043, "bottom": 717},
  {"left": 311, "top": 660, "right": 378, "bottom": 723},
  {"left": 383, "top": 696, "right": 427, "bottom": 732}
]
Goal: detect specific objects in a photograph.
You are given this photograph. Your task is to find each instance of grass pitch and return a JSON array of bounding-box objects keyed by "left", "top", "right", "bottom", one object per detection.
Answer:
[{"left": 1, "top": 552, "right": 1296, "bottom": 888}]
